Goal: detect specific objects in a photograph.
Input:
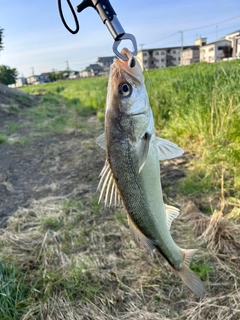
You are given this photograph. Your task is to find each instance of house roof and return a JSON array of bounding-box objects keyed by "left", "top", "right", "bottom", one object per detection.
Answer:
[
  {"left": 203, "top": 39, "right": 231, "bottom": 46},
  {"left": 97, "top": 56, "right": 115, "bottom": 63},
  {"left": 225, "top": 30, "right": 240, "bottom": 36},
  {"left": 182, "top": 45, "right": 200, "bottom": 51},
  {"left": 140, "top": 45, "right": 196, "bottom": 52},
  {"left": 69, "top": 71, "right": 79, "bottom": 76},
  {"left": 86, "top": 64, "right": 103, "bottom": 70},
  {"left": 27, "top": 75, "right": 39, "bottom": 79}
]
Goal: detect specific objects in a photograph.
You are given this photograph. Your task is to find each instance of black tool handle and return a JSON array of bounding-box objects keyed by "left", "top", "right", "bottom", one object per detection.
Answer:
[
  {"left": 76, "top": 0, "right": 125, "bottom": 39},
  {"left": 76, "top": 0, "right": 138, "bottom": 60}
]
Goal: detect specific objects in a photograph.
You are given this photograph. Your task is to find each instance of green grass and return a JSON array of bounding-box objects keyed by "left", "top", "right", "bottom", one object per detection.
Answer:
[
  {"left": 0, "top": 134, "right": 7, "bottom": 144},
  {"left": 0, "top": 260, "right": 30, "bottom": 319},
  {"left": 0, "top": 197, "right": 104, "bottom": 318},
  {"left": 14, "top": 93, "right": 96, "bottom": 142},
  {"left": 144, "top": 60, "right": 240, "bottom": 205},
  {"left": 22, "top": 77, "right": 108, "bottom": 112}
]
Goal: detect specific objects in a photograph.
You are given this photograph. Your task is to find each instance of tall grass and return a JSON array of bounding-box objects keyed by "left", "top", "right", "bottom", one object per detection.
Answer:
[
  {"left": 145, "top": 60, "right": 240, "bottom": 205},
  {"left": 0, "top": 259, "right": 29, "bottom": 319}
]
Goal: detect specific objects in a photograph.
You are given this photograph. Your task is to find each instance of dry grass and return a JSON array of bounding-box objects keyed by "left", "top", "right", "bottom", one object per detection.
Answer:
[{"left": 0, "top": 195, "right": 239, "bottom": 319}]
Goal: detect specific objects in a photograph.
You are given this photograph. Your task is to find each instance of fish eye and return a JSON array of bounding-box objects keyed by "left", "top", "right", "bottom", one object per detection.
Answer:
[{"left": 118, "top": 83, "right": 132, "bottom": 97}]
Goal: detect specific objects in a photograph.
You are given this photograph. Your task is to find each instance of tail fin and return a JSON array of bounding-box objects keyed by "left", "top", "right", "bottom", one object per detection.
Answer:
[{"left": 176, "top": 249, "right": 205, "bottom": 298}]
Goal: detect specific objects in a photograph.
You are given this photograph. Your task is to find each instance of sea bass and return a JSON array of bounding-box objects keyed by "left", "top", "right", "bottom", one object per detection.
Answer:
[{"left": 96, "top": 48, "right": 204, "bottom": 298}]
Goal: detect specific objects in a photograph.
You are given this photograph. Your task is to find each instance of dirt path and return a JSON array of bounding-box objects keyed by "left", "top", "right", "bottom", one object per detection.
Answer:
[{"left": 0, "top": 119, "right": 104, "bottom": 227}]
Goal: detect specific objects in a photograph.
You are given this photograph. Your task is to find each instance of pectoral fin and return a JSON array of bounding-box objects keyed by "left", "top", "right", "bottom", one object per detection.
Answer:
[
  {"left": 165, "top": 204, "right": 180, "bottom": 229},
  {"left": 156, "top": 137, "right": 184, "bottom": 160},
  {"left": 137, "top": 132, "right": 151, "bottom": 173},
  {"left": 97, "top": 160, "right": 122, "bottom": 207},
  {"left": 127, "top": 214, "right": 156, "bottom": 250},
  {"left": 96, "top": 133, "right": 106, "bottom": 150}
]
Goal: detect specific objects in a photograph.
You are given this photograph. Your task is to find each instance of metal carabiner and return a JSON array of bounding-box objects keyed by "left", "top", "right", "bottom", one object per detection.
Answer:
[{"left": 113, "top": 33, "right": 138, "bottom": 60}]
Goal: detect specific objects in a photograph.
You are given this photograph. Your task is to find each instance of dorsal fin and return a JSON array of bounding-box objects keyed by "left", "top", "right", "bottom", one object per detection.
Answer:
[
  {"left": 97, "top": 160, "right": 122, "bottom": 207},
  {"left": 165, "top": 204, "right": 180, "bottom": 229}
]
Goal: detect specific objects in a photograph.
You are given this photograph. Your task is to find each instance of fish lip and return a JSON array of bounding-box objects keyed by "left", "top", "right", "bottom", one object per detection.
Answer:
[{"left": 111, "top": 61, "right": 142, "bottom": 86}]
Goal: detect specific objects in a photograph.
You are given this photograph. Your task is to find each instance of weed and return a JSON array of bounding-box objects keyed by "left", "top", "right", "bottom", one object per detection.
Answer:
[
  {"left": 0, "top": 259, "right": 29, "bottom": 319},
  {"left": 97, "top": 111, "right": 105, "bottom": 122},
  {"left": 9, "top": 105, "right": 18, "bottom": 112},
  {"left": 62, "top": 198, "right": 83, "bottom": 215},
  {"left": 0, "top": 134, "right": 7, "bottom": 144},
  {"left": 41, "top": 217, "right": 64, "bottom": 231},
  {"left": 7, "top": 122, "right": 20, "bottom": 134}
]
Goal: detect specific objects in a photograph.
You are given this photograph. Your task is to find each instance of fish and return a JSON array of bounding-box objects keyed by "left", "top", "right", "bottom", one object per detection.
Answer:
[{"left": 96, "top": 47, "right": 204, "bottom": 298}]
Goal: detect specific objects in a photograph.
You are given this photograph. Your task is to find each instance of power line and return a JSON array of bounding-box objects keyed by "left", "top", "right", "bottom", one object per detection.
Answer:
[
  {"left": 141, "top": 14, "right": 240, "bottom": 48},
  {"left": 144, "top": 32, "right": 178, "bottom": 47},
  {"left": 182, "top": 14, "right": 240, "bottom": 32}
]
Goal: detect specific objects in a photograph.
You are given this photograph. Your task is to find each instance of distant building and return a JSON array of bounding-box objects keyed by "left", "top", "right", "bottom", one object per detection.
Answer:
[
  {"left": 181, "top": 46, "right": 200, "bottom": 65},
  {"left": 181, "top": 38, "right": 206, "bottom": 65},
  {"left": 224, "top": 30, "right": 240, "bottom": 58},
  {"left": 200, "top": 39, "right": 232, "bottom": 63},
  {"left": 40, "top": 72, "right": 50, "bottom": 82},
  {"left": 15, "top": 77, "right": 27, "bottom": 88},
  {"left": 80, "top": 64, "right": 104, "bottom": 77},
  {"left": 27, "top": 75, "right": 44, "bottom": 85},
  {"left": 137, "top": 46, "right": 192, "bottom": 70},
  {"left": 27, "top": 73, "right": 50, "bottom": 85},
  {"left": 97, "top": 56, "right": 115, "bottom": 71},
  {"left": 68, "top": 71, "right": 80, "bottom": 79}
]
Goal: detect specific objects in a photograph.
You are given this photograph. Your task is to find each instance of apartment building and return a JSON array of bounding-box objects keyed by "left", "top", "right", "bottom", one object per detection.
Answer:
[
  {"left": 181, "top": 46, "right": 200, "bottom": 65},
  {"left": 137, "top": 46, "right": 187, "bottom": 70}
]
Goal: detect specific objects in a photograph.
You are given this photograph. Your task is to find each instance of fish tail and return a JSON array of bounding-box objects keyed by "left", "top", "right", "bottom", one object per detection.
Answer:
[{"left": 176, "top": 248, "right": 204, "bottom": 298}]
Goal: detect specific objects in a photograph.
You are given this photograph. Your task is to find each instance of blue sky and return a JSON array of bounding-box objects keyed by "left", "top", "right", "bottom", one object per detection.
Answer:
[{"left": 0, "top": 0, "right": 239, "bottom": 77}]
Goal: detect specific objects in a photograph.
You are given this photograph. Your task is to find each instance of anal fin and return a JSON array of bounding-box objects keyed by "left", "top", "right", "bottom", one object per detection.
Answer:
[{"left": 127, "top": 214, "right": 156, "bottom": 251}]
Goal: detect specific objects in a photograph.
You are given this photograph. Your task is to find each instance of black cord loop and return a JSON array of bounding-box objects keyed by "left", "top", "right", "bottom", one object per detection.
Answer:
[{"left": 58, "top": 0, "right": 79, "bottom": 34}]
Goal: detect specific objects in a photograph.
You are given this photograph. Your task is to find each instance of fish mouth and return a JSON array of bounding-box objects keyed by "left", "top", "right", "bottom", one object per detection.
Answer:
[
  {"left": 112, "top": 48, "right": 144, "bottom": 86},
  {"left": 114, "top": 48, "right": 136, "bottom": 68}
]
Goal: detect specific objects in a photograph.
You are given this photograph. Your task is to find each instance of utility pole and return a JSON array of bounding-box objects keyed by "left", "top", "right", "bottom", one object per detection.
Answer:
[
  {"left": 179, "top": 31, "right": 183, "bottom": 65},
  {"left": 179, "top": 31, "right": 183, "bottom": 52},
  {"left": 216, "top": 25, "right": 218, "bottom": 40},
  {"left": 139, "top": 43, "right": 145, "bottom": 51},
  {"left": 31, "top": 67, "right": 34, "bottom": 75},
  {"left": 65, "top": 60, "right": 70, "bottom": 71}
]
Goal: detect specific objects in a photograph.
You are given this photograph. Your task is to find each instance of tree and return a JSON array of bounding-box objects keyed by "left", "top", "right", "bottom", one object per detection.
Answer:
[
  {"left": 223, "top": 46, "right": 233, "bottom": 58},
  {"left": 0, "top": 27, "right": 4, "bottom": 53},
  {"left": 0, "top": 65, "right": 18, "bottom": 85}
]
